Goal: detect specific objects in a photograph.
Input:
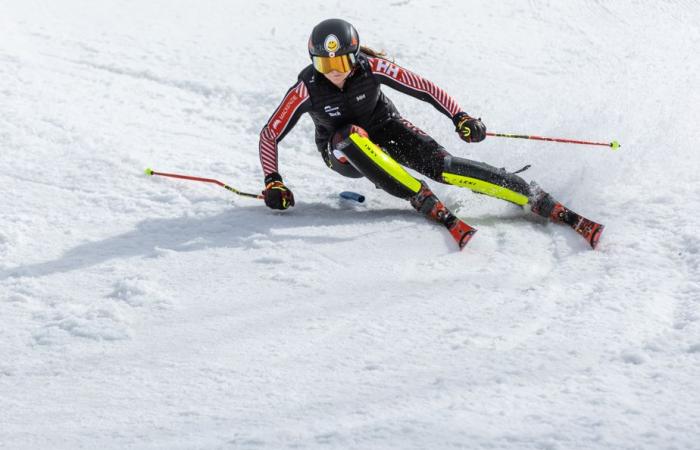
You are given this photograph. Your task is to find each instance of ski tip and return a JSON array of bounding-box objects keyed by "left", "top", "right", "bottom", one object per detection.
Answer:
[
  {"left": 610, "top": 140, "right": 621, "bottom": 150},
  {"left": 144, "top": 168, "right": 154, "bottom": 176}
]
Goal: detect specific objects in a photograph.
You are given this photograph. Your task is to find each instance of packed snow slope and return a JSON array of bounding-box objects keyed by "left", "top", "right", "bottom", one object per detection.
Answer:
[{"left": 1, "top": 1, "right": 699, "bottom": 448}]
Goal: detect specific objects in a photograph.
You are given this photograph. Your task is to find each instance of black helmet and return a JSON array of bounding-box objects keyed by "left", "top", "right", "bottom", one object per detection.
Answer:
[
  {"left": 308, "top": 19, "right": 360, "bottom": 73},
  {"left": 309, "top": 18, "right": 359, "bottom": 57}
]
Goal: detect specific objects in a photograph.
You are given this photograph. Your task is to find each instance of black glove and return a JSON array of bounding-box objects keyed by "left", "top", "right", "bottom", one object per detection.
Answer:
[
  {"left": 453, "top": 113, "right": 486, "bottom": 143},
  {"left": 263, "top": 172, "right": 295, "bottom": 210}
]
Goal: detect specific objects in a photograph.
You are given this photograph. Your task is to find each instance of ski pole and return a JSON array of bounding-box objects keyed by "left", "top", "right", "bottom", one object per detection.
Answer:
[
  {"left": 144, "top": 168, "right": 263, "bottom": 199},
  {"left": 486, "top": 132, "right": 620, "bottom": 150}
]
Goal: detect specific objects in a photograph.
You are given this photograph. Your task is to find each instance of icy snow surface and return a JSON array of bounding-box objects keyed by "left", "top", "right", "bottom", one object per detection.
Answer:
[{"left": 1, "top": 1, "right": 699, "bottom": 448}]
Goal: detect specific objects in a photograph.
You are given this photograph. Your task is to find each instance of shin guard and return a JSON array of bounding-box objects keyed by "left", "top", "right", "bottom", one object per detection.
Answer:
[
  {"left": 340, "top": 132, "right": 422, "bottom": 199},
  {"left": 441, "top": 156, "right": 531, "bottom": 205}
]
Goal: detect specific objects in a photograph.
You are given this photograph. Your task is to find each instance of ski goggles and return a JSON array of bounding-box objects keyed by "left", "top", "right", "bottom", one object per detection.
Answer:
[{"left": 312, "top": 53, "right": 357, "bottom": 74}]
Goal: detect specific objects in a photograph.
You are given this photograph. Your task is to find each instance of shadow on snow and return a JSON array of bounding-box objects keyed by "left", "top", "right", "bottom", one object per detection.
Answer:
[{"left": 1, "top": 203, "right": 418, "bottom": 280}]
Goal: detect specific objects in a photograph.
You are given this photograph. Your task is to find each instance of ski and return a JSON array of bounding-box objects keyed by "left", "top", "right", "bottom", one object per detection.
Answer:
[
  {"left": 572, "top": 216, "right": 605, "bottom": 249},
  {"left": 530, "top": 188, "right": 605, "bottom": 250},
  {"left": 443, "top": 213, "right": 477, "bottom": 250},
  {"left": 549, "top": 203, "right": 605, "bottom": 249}
]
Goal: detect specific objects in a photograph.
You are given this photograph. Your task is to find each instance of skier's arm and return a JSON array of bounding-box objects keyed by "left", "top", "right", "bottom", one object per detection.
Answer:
[
  {"left": 367, "top": 56, "right": 463, "bottom": 119},
  {"left": 367, "top": 57, "right": 486, "bottom": 142},
  {"left": 259, "top": 80, "right": 311, "bottom": 177}
]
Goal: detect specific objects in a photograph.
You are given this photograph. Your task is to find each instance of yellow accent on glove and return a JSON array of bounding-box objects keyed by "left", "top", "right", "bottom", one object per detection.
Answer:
[{"left": 456, "top": 116, "right": 473, "bottom": 139}]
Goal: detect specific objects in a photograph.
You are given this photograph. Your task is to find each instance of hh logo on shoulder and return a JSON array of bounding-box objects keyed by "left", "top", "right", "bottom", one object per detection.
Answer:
[
  {"left": 375, "top": 59, "right": 399, "bottom": 78},
  {"left": 324, "top": 105, "right": 341, "bottom": 117}
]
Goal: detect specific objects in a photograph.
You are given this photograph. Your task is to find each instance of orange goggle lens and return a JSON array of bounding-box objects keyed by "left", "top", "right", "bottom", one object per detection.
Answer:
[{"left": 312, "top": 54, "right": 356, "bottom": 74}]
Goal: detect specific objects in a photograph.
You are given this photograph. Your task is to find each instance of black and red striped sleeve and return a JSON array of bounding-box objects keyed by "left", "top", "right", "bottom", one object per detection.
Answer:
[
  {"left": 367, "top": 57, "right": 463, "bottom": 120},
  {"left": 259, "top": 80, "right": 311, "bottom": 177}
]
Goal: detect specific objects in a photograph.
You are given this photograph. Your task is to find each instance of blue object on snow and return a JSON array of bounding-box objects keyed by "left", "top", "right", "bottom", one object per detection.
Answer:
[{"left": 339, "top": 191, "right": 365, "bottom": 203}]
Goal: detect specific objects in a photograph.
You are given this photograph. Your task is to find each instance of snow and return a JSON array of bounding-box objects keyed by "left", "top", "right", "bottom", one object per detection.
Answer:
[{"left": 1, "top": 0, "right": 699, "bottom": 448}]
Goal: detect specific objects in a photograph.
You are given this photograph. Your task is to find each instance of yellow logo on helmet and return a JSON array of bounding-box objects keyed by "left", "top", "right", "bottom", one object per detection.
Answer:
[{"left": 324, "top": 34, "right": 340, "bottom": 53}]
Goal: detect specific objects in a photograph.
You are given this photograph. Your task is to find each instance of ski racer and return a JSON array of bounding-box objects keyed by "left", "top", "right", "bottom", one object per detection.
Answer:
[{"left": 258, "top": 18, "right": 604, "bottom": 249}]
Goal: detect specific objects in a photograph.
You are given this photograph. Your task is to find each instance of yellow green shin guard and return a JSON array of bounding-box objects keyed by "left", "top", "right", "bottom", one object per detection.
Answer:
[
  {"left": 344, "top": 133, "right": 422, "bottom": 199},
  {"left": 442, "top": 172, "right": 529, "bottom": 206}
]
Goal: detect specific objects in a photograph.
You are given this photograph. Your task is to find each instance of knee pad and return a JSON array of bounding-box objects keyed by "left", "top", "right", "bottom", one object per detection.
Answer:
[{"left": 323, "top": 125, "right": 364, "bottom": 178}]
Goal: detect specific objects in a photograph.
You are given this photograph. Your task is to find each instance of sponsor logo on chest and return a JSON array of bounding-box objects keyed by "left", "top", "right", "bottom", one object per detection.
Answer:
[{"left": 324, "top": 105, "right": 342, "bottom": 117}]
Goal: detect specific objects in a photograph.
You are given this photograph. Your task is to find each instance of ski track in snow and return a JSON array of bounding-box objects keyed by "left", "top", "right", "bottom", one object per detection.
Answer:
[{"left": 1, "top": 1, "right": 699, "bottom": 449}]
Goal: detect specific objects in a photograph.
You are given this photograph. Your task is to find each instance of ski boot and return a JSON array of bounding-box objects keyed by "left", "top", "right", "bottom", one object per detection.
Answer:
[
  {"left": 530, "top": 185, "right": 604, "bottom": 249},
  {"left": 410, "top": 181, "right": 476, "bottom": 250}
]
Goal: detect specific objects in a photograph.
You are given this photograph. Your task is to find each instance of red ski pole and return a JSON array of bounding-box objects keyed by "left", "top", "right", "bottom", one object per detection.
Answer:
[
  {"left": 486, "top": 132, "right": 621, "bottom": 149},
  {"left": 145, "top": 168, "right": 263, "bottom": 199}
]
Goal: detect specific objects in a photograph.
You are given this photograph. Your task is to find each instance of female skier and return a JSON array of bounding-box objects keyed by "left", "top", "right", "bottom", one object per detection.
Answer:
[{"left": 258, "top": 18, "right": 604, "bottom": 249}]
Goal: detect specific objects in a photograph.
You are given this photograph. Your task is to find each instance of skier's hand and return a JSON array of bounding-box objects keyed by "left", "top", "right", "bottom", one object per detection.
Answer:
[
  {"left": 263, "top": 172, "right": 295, "bottom": 210},
  {"left": 454, "top": 113, "right": 486, "bottom": 143}
]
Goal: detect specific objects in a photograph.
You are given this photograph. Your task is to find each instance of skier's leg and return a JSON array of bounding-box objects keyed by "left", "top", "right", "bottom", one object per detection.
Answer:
[
  {"left": 444, "top": 156, "right": 603, "bottom": 247},
  {"left": 368, "top": 117, "right": 532, "bottom": 205},
  {"left": 330, "top": 124, "right": 473, "bottom": 241},
  {"left": 367, "top": 118, "right": 603, "bottom": 247},
  {"left": 329, "top": 124, "right": 422, "bottom": 199},
  {"left": 367, "top": 117, "right": 448, "bottom": 182},
  {"left": 441, "top": 155, "right": 531, "bottom": 206},
  {"left": 443, "top": 156, "right": 603, "bottom": 247}
]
